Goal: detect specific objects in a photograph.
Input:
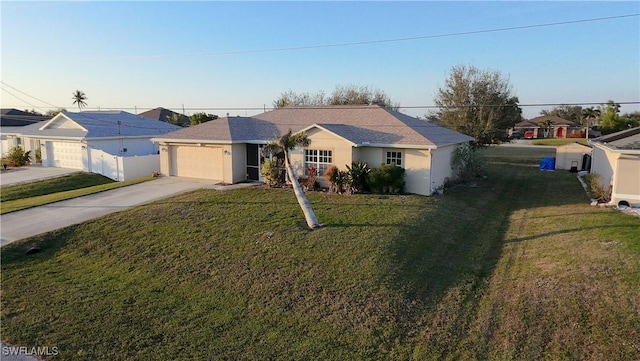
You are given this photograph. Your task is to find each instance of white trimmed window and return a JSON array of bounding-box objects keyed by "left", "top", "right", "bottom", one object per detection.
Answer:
[
  {"left": 304, "top": 149, "right": 332, "bottom": 175},
  {"left": 386, "top": 151, "right": 403, "bottom": 167}
]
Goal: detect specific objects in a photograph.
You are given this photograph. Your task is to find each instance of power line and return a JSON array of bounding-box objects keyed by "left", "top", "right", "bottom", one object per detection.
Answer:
[
  {"left": 1, "top": 87, "right": 49, "bottom": 113},
  {"left": 0, "top": 81, "right": 60, "bottom": 108},
  {"left": 99, "top": 13, "right": 639, "bottom": 60}
]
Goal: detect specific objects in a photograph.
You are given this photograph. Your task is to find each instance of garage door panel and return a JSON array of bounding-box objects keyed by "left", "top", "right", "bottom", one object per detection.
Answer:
[
  {"left": 170, "top": 146, "right": 222, "bottom": 180},
  {"left": 49, "top": 142, "right": 83, "bottom": 169}
]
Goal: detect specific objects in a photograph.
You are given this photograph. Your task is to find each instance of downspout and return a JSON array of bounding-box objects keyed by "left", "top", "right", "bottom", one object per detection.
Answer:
[{"left": 429, "top": 149, "right": 433, "bottom": 195}]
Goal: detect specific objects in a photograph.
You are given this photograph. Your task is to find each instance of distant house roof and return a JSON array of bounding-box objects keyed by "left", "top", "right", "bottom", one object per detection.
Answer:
[
  {"left": 590, "top": 126, "right": 640, "bottom": 150},
  {"left": 139, "top": 107, "right": 189, "bottom": 126},
  {"left": 154, "top": 105, "right": 474, "bottom": 148},
  {"left": 14, "top": 111, "right": 181, "bottom": 139},
  {"left": 1, "top": 108, "right": 48, "bottom": 126},
  {"left": 516, "top": 115, "right": 581, "bottom": 128}
]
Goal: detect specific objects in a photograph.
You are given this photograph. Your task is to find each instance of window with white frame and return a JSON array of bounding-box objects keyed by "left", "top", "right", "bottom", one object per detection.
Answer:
[
  {"left": 304, "top": 149, "right": 332, "bottom": 176},
  {"left": 386, "top": 151, "right": 403, "bottom": 167}
]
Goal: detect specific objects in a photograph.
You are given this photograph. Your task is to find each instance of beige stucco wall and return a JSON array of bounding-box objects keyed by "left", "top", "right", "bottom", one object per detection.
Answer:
[
  {"left": 612, "top": 155, "right": 640, "bottom": 205},
  {"left": 555, "top": 143, "right": 591, "bottom": 170},
  {"left": 404, "top": 148, "right": 431, "bottom": 195},
  {"left": 430, "top": 144, "right": 457, "bottom": 192},
  {"left": 590, "top": 145, "right": 616, "bottom": 190},
  {"left": 159, "top": 144, "right": 170, "bottom": 175}
]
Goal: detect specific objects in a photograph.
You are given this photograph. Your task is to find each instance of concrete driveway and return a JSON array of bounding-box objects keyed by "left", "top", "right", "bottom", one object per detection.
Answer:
[
  {"left": 0, "top": 166, "right": 80, "bottom": 187},
  {"left": 0, "top": 176, "right": 257, "bottom": 246}
]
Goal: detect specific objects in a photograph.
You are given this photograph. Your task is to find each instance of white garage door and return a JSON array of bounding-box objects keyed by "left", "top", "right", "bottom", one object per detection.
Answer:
[
  {"left": 48, "top": 141, "right": 83, "bottom": 169},
  {"left": 170, "top": 145, "right": 223, "bottom": 180}
]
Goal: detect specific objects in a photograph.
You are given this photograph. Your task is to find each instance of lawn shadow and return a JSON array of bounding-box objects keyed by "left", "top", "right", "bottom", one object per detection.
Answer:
[
  {"left": 380, "top": 152, "right": 590, "bottom": 358},
  {"left": 0, "top": 226, "right": 79, "bottom": 267}
]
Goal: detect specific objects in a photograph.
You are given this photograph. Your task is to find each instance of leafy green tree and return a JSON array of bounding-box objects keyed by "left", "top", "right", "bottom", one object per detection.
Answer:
[
  {"left": 166, "top": 113, "right": 185, "bottom": 126},
  {"left": 262, "top": 130, "right": 320, "bottom": 229},
  {"left": 540, "top": 105, "right": 583, "bottom": 124},
  {"left": 71, "top": 90, "right": 87, "bottom": 111},
  {"left": 598, "top": 100, "right": 622, "bottom": 134},
  {"left": 619, "top": 112, "right": 640, "bottom": 130},
  {"left": 433, "top": 65, "right": 522, "bottom": 144},
  {"left": 46, "top": 108, "right": 67, "bottom": 117},
  {"left": 189, "top": 112, "right": 218, "bottom": 126}
]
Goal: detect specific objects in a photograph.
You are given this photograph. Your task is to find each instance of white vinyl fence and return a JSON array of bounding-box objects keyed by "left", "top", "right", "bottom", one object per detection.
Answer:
[{"left": 87, "top": 148, "right": 159, "bottom": 181}]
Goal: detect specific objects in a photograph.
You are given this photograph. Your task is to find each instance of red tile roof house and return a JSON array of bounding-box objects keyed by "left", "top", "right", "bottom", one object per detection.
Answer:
[
  {"left": 513, "top": 115, "right": 584, "bottom": 139},
  {"left": 152, "top": 105, "right": 474, "bottom": 196}
]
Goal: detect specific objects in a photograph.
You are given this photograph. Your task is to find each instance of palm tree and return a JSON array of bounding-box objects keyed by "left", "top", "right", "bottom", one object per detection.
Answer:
[
  {"left": 72, "top": 90, "right": 88, "bottom": 111},
  {"left": 540, "top": 118, "right": 553, "bottom": 138},
  {"left": 581, "top": 107, "right": 601, "bottom": 139},
  {"left": 263, "top": 129, "right": 320, "bottom": 229}
]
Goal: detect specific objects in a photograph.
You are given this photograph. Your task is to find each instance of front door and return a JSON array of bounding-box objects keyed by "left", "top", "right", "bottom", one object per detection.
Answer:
[{"left": 246, "top": 144, "right": 263, "bottom": 181}]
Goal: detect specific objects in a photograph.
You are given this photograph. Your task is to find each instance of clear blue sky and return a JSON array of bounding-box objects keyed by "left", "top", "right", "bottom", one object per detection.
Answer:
[{"left": 1, "top": 1, "right": 639, "bottom": 119}]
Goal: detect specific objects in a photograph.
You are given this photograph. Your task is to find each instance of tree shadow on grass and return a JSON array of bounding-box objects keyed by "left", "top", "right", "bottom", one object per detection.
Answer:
[{"left": 380, "top": 158, "right": 593, "bottom": 358}]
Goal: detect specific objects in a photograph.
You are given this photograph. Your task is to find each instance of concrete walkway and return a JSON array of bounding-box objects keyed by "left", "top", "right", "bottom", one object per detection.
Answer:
[{"left": 0, "top": 176, "right": 257, "bottom": 246}]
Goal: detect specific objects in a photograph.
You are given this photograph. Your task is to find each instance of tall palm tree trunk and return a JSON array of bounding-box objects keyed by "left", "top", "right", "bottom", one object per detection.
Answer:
[{"left": 284, "top": 152, "right": 320, "bottom": 229}]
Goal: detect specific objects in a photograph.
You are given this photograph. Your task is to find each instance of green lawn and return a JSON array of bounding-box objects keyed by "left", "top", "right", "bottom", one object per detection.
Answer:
[
  {"left": 0, "top": 174, "right": 155, "bottom": 214},
  {"left": 1, "top": 147, "right": 638, "bottom": 360},
  {"left": 531, "top": 138, "right": 589, "bottom": 146}
]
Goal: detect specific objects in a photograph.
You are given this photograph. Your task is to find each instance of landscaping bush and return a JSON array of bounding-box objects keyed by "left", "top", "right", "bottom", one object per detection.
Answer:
[
  {"left": 325, "top": 165, "right": 351, "bottom": 194},
  {"left": 261, "top": 159, "right": 279, "bottom": 187},
  {"left": 2, "top": 146, "right": 31, "bottom": 167},
  {"left": 347, "top": 161, "right": 370, "bottom": 193},
  {"left": 583, "top": 173, "right": 611, "bottom": 203},
  {"left": 367, "top": 163, "right": 405, "bottom": 194},
  {"left": 452, "top": 143, "right": 486, "bottom": 181}
]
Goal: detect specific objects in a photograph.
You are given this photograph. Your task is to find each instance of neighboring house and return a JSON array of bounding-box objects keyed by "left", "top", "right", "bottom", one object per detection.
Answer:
[
  {"left": 152, "top": 105, "right": 474, "bottom": 196},
  {"left": 3, "top": 111, "right": 181, "bottom": 180},
  {"left": 139, "top": 107, "right": 190, "bottom": 127},
  {"left": 1, "top": 108, "right": 48, "bottom": 127},
  {"left": 589, "top": 126, "right": 640, "bottom": 206},
  {"left": 513, "top": 115, "right": 583, "bottom": 139},
  {"left": 555, "top": 142, "right": 592, "bottom": 171},
  {"left": 1, "top": 109, "right": 49, "bottom": 156}
]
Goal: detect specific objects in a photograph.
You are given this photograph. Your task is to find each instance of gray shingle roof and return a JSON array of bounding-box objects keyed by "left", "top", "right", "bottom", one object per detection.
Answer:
[
  {"left": 1, "top": 108, "right": 48, "bottom": 126},
  {"left": 155, "top": 105, "right": 474, "bottom": 147},
  {"left": 139, "top": 107, "right": 190, "bottom": 126},
  {"left": 16, "top": 111, "right": 181, "bottom": 139},
  {"left": 591, "top": 126, "right": 640, "bottom": 150}
]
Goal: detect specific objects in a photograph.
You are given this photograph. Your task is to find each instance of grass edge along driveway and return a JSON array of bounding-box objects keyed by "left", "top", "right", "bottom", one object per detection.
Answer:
[
  {"left": 1, "top": 174, "right": 155, "bottom": 214},
  {"left": 1, "top": 147, "right": 639, "bottom": 360}
]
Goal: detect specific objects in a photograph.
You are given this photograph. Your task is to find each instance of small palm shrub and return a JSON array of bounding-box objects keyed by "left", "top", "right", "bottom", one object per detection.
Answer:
[
  {"left": 325, "top": 165, "right": 351, "bottom": 194},
  {"left": 2, "top": 146, "right": 31, "bottom": 167},
  {"left": 347, "top": 161, "right": 370, "bottom": 193}
]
